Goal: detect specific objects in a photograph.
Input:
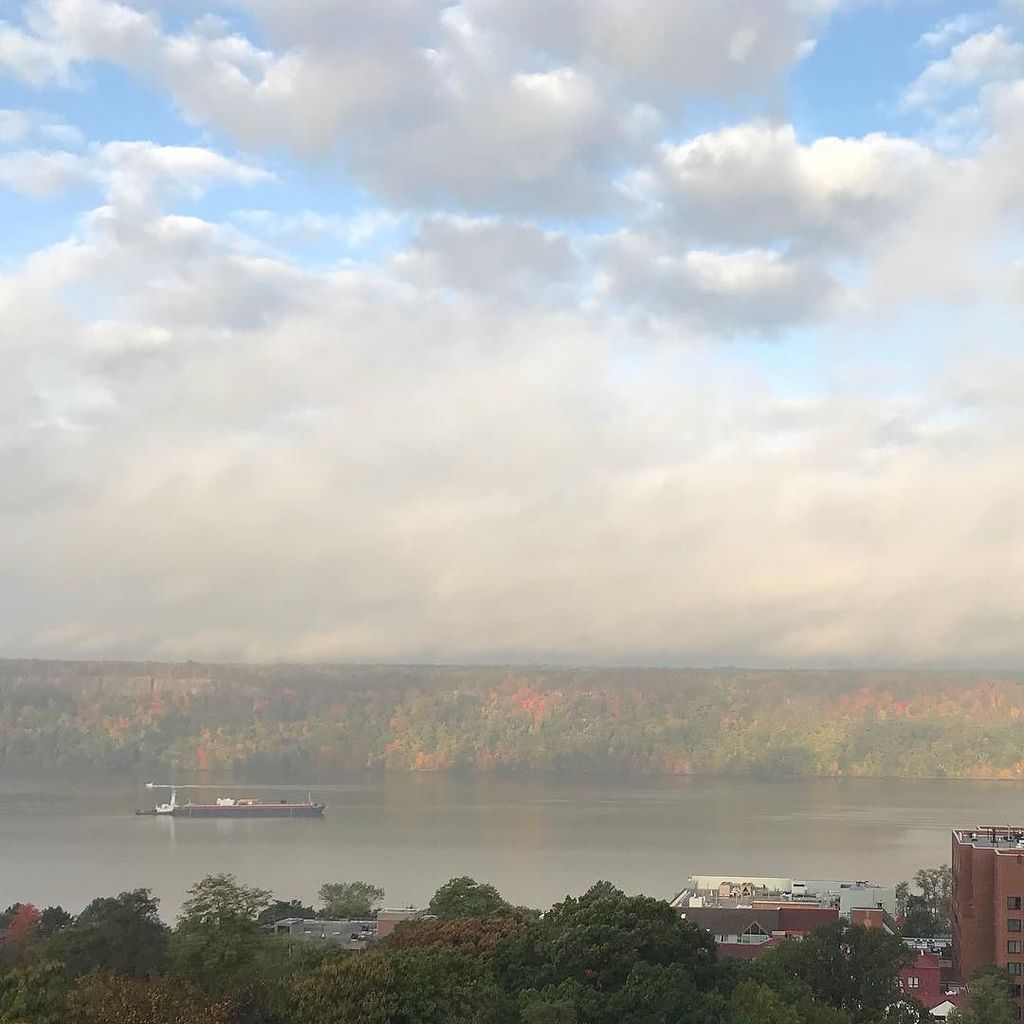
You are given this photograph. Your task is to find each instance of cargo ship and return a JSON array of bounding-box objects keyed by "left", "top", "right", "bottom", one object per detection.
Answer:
[{"left": 136, "top": 784, "right": 325, "bottom": 818}]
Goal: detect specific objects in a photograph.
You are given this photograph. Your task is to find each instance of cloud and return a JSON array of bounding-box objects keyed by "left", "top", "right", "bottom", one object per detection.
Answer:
[
  {"left": 645, "top": 121, "right": 947, "bottom": 252},
  {"left": 3, "top": 0, "right": 1024, "bottom": 669},
  {"left": 232, "top": 209, "right": 405, "bottom": 250},
  {"left": 0, "top": 148, "right": 90, "bottom": 197},
  {"left": 0, "top": 140, "right": 272, "bottom": 204},
  {"left": 918, "top": 14, "right": 985, "bottom": 51},
  {"left": 3, "top": 197, "right": 1024, "bottom": 665},
  {"left": 1, "top": 0, "right": 849, "bottom": 214},
  {"left": 396, "top": 215, "right": 578, "bottom": 300},
  {"left": 455, "top": 0, "right": 841, "bottom": 100},
  {"left": 0, "top": 19, "right": 71, "bottom": 84},
  {"left": 595, "top": 230, "right": 839, "bottom": 332},
  {"left": 902, "top": 27, "right": 1024, "bottom": 110}
]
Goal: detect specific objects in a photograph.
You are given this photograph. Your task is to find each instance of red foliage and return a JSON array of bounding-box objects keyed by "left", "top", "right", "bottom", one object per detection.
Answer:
[
  {"left": 384, "top": 916, "right": 524, "bottom": 954},
  {"left": 6, "top": 903, "right": 40, "bottom": 944}
]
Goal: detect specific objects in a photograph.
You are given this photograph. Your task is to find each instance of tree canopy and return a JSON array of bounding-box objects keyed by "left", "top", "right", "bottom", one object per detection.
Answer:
[
  {"left": 8, "top": 662, "right": 1024, "bottom": 781},
  {"left": 0, "top": 871, "right": 941, "bottom": 1024},
  {"left": 428, "top": 877, "right": 512, "bottom": 920},
  {"left": 318, "top": 881, "right": 385, "bottom": 920}
]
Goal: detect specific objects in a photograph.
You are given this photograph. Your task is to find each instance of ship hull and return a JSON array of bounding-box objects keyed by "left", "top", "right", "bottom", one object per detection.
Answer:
[{"left": 168, "top": 803, "right": 325, "bottom": 818}]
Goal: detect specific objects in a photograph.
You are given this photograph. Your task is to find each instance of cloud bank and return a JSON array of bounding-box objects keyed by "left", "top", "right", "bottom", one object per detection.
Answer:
[{"left": 1, "top": 0, "right": 1023, "bottom": 665}]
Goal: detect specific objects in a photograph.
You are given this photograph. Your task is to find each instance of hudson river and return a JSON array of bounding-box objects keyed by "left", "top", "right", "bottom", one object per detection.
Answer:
[{"left": 0, "top": 773, "right": 1015, "bottom": 917}]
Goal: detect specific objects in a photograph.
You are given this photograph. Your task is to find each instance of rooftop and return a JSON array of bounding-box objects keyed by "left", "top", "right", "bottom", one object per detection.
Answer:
[{"left": 953, "top": 826, "right": 1024, "bottom": 851}]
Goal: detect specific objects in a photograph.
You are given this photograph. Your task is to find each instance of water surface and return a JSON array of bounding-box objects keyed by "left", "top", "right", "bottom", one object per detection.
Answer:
[{"left": 0, "top": 773, "right": 1011, "bottom": 918}]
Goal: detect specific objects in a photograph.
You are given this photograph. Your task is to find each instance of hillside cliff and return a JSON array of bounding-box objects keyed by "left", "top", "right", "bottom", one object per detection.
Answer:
[{"left": 2, "top": 660, "right": 1022, "bottom": 778}]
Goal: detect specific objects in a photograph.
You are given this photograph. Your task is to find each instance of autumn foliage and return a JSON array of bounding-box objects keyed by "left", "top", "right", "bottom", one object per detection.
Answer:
[{"left": 4, "top": 661, "right": 1024, "bottom": 779}]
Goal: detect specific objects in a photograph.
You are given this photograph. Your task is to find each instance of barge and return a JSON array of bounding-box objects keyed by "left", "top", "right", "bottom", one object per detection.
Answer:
[{"left": 137, "top": 784, "right": 325, "bottom": 818}]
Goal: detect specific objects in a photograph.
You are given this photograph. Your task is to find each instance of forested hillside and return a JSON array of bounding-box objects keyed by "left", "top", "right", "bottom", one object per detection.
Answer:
[{"left": 1, "top": 660, "right": 1023, "bottom": 779}]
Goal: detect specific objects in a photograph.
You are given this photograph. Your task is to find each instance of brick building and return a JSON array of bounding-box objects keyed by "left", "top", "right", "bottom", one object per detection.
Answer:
[
  {"left": 899, "top": 952, "right": 943, "bottom": 1013},
  {"left": 952, "top": 826, "right": 1024, "bottom": 1016},
  {"left": 679, "top": 904, "right": 839, "bottom": 960}
]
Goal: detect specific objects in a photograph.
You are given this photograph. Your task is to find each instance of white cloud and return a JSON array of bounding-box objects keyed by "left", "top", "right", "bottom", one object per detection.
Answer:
[
  {"left": 0, "top": 148, "right": 90, "bottom": 197},
  {"left": 919, "top": 14, "right": 985, "bottom": 51},
  {"left": 455, "top": 0, "right": 841, "bottom": 100},
  {"left": 0, "top": 20, "right": 71, "bottom": 84},
  {"left": 4, "top": 0, "right": 1024, "bottom": 667},
  {"left": 397, "top": 215, "right": 577, "bottom": 300},
  {"left": 96, "top": 141, "right": 274, "bottom": 206},
  {"left": 1, "top": 0, "right": 850, "bottom": 213},
  {"left": 596, "top": 230, "right": 839, "bottom": 332},
  {"left": 648, "top": 122, "right": 946, "bottom": 252},
  {"left": 902, "top": 27, "right": 1024, "bottom": 110},
  {"left": 232, "top": 209, "right": 404, "bottom": 249},
  {"left": 3, "top": 196, "right": 1024, "bottom": 664},
  {"left": 0, "top": 140, "right": 272, "bottom": 204}
]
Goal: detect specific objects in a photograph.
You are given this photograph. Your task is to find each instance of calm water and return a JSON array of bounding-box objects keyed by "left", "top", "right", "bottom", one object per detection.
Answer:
[{"left": 0, "top": 773, "right": 1017, "bottom": 919}]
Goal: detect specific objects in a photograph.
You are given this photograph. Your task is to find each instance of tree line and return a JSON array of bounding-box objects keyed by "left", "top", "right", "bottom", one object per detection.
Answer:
[
  {"left": 0, "top": 871, "right": 1014, "bottom": 1024},
  {"left": 4, "top": 664, "right": 1024, "bottom": 778}
]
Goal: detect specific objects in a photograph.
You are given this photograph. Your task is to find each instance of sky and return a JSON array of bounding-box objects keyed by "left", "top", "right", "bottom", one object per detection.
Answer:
[{"left": 1, "top": 0, "right": 1023, "bottom": 667}]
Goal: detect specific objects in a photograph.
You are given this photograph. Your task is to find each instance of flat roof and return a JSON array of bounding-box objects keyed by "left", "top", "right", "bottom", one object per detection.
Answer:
[{"left": 954, "top": 827, "right": 1024, "bottom": 851}]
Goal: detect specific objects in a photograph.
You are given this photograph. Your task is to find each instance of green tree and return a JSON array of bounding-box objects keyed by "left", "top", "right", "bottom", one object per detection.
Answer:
[
  {"left": 46, "top": 889, "right": 169, "bottom": 979},
  {"left": 170, "top": 874, "right": 273, "bottom": 996},
  {"left": 391, "top": 948, "right": 511, "bottom": 1024},
  {"left": 607, "top": 961, "right": 728, "bottom": 1024},
  {"left": 317, "top": 881, "right": 385, "bottom": 919},
  {"left": 753, "top": 920, "right": 911, "bottom": 1020},
  {"left": 38, "top": 907, "right": 72, "bottom": 938},
  {"left": 949, "top": 964, "right": 1016, "bottom": 1024},
  {"left": 730, "top": 980, "right": 802, "bottom": 1024},
  {"left": 427, "top": 877, "right": 510, "bottom": 920},
  {"left": 67, "top": 972, "right": 236, "bottom": 1024},
  {"left": 178, "top": 874, "right": 273, "bottom": 925},
  {"left": 492, "top": 882, "right": 717, "bottom": 1021},
  {"left": 912, "top": 866, "right": 951, "bottom": 931},
  {"left": 901, "top": 903, "right": 938, "bottom": 938},
  {"left": 257, "top": 899, "right": 316, "bottom": 926},
  {"left": 894, "top": 883, "right": 910, "bottom": 919},
  {"left": 292, "top": 953, "right": 398, "bottom": 1024},
  {"left": 519, "top": 984, "right": 581, "bottom": 1024},
  {"left": 0, "top": 959, "right": 68, "bottom": 1024}
]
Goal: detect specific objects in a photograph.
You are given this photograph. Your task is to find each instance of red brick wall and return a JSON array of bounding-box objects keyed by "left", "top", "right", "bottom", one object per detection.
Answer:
[
  {"left": 777, "top": 905, "right": 838, "bottom": 934},
  {"left": 852, "top": 908, "right": 883, "bottom": 929},
  {"left": 953, "top": 837, "right": 994, "bottom": 981},
  {"left": 900, "top": 953, "right": 942, "bottom": 1010},
  {"left": 953, "top": 834, "right": 1024, "bottom": 1012}
]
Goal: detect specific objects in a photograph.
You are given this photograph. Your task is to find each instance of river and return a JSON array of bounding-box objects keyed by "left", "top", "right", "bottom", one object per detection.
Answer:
[{"left": 0, "top": 773, "right": 1015, "bottom": 919}]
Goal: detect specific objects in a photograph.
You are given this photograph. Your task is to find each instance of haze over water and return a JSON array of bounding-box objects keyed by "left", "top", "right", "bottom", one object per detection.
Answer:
[{"left": 0, "top": 772, "right": 1013, "bottom": 918}]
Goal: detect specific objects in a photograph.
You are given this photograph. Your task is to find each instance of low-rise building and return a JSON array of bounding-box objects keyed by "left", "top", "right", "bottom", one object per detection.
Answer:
[
  {"left": 673, "top": 874, "right": 897, "bottom": 918},
  {"left": 900, "top": 952, "right": 943, "bottom": 1010},
  {"left": 273, "top": 918, "right": 377, "bottom": 948},
  {"left": 377, "top": 907, "right": 427, "bottom": 937},
  {"left": 678, "top": 904, "right": 839, "bottom": 960}
]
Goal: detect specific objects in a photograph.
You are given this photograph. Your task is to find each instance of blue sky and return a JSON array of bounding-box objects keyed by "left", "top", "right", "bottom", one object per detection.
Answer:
[{"left": 1, "top": 0, "right": 1023, "bottom": 666}]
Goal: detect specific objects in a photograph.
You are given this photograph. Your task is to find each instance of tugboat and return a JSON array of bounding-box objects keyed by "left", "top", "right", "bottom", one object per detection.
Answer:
[{"left": 136, "top": 784, "right": 325, "bottom": 818}]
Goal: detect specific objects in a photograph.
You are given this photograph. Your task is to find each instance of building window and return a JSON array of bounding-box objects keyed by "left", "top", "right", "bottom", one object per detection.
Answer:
[
  {"left": 1009, "top": 962, "right": 1023, "bottom": 976},
  {"left": 906, "top": 976, "right": 919, "bottom": 989},
  {"left": 1009, "top": 919, "right": 1023, "bottom": 933},
  {"left": 1011, "top": 941, "right": 1023, "bottom": 954},
  {"left": 1011, "top": 898, "right": 1023, "bottom": 911}
]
